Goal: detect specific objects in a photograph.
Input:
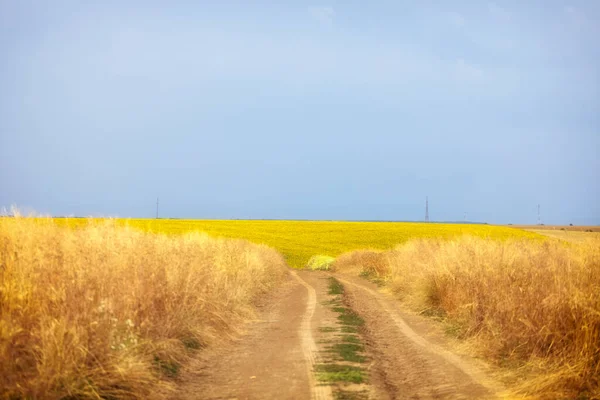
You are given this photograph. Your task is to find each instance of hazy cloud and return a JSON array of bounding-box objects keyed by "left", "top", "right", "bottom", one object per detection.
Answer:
[{"left": 309, "top": 6, "right": 335, "bottom": 26}]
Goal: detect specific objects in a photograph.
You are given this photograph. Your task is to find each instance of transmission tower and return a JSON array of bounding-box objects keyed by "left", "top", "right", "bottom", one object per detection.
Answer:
[
  {"left": 156, "top": 197, "right": 159, "bottom": 219},
  {"left": 537, "top": 204, "right": 541, "bottom": 225},
  {"left": 425, "top": 196, "right": 430, "bottom": 222}
]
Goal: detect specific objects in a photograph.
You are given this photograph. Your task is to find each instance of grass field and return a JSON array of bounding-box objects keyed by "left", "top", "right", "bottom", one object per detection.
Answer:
[
  {"left": 0, "top": 217, "right": 287, "bottom": 399},
  {"left": 53, "top": 218, "right": 542, "bottom": 268},
  {"left": 333, "top": 237, "right": 600, "bottom": 399},
  {"left": 3, "top": 216, "right": 597, "bottom": 398},
  {"left": 8, "top": 216, "right": 591, "bottom": 398}
]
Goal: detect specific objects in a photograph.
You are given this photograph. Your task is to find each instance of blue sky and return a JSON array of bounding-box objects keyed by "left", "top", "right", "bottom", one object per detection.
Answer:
[{"left": 1, "top": 1, "right": 598, "bottom": 224}]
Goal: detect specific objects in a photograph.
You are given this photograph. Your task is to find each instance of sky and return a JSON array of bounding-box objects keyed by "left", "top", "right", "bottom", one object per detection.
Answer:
[{"left": 1, "top": 1, "right": 598, "bottom": 224}]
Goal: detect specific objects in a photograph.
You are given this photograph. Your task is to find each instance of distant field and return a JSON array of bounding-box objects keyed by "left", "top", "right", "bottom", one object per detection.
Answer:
[
  {"left": 508, "top": 224, "right": 600, "bottom": 232},
  {"left": 505, "top": 225, "right": 600, "bottom": 242},
  {"left": 54, "top": 219, "right": 542, "bottom": 268},
  {"left": 523, "top": 229, "right": 600, "bottom": 242}
]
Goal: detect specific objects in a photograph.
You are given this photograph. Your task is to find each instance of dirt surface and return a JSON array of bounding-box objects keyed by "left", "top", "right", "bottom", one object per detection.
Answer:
[
  {"left": 180, "top": 270, "right": 502, "bottom": 399},
  {"left": 298, "top": 271, "right": 386, "bottom": 399},
  {"left": 335, "top": 273, "right": 502, "bottom": 399},
  {"left": 177, "top": 272, "right": 313, "bottom": 399}
]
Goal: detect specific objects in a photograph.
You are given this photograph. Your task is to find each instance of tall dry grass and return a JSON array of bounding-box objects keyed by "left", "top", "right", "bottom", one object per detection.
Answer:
[
  {"left": 333, "top": 236, "right": 600, "bottom": 399},
  {"left": 0, "top": 217, "right": 287, "bottom": 399}
]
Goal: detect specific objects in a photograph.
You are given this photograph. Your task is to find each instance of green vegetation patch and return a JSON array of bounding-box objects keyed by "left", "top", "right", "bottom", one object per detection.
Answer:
[
  {"left": 317, "top": 278, "right": 370, "bottom": 390},
  {"left": 334, "top": 389, "right": 369, "bottom": 400},
  {"left": 359, "top": 270, "right": 387, "bottom": 287},
  {"left": 340, "top": 335, "right": 361, "bottom": 344},
  {"left": 181, "top": 337, "right": 202, "bottom": 350},
  {"left": 328, "top": 277, "right": 345, "bottom": 295},
  {"left": 315, "top": 364, "right": 366, "bottom": 384},
  {"left": 319, "top": 326, "right": 338, "bottom": 333},
  {"left": 153, "top": 356, "right": 180, "bottom": 378},
  {"left": 322, "top": 298, "right": 343, "bottom": 306},
  {"left": 327, "top": 343, "right": 366, "bottom": 363},
  {"left": 336, "top": 309, "right": 365, "bottom": 327}
]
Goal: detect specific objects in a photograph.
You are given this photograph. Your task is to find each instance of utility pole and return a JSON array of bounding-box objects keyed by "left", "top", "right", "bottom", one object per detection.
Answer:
[
  {"left": 537, "top": 204, "right": 541, "bottom": 225},
  {"left": 156, "top": 197, "right": 159, "bottom": 219},
  {"left": 425, "top": 196, "right": 430, "bottom": 222}
]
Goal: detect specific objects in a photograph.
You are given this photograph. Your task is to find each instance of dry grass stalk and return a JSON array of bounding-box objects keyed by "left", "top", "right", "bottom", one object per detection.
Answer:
[
  {"left": 0, "top": 217, "right": 287, "bottom": 399},
  {"left": 333, "top": 236, "right": 600, "bottom": 399}
]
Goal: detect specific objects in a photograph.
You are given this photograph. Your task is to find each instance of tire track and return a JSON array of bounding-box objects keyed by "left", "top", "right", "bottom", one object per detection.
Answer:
[
  {"left": 290, "top": 271, "right": 333, "bottom": 400},
  {"left": 181, "top": 273, "right": 313, "bottom": 399},
  {"left": 334, "top": 275, "right": 503, "bottom": 398}
]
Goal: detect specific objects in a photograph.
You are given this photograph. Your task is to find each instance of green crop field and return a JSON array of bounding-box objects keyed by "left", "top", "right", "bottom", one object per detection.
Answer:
[{"left": 51, "top": 219, "right": 542, "bottom": 268}]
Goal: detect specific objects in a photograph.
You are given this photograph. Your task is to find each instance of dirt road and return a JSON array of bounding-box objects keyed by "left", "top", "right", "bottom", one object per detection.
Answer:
[{"left": 181, "top": 270, "right": 501, "bottom": 399}]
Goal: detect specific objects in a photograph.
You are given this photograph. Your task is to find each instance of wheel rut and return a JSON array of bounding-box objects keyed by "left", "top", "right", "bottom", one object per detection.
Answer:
[
  {"left": 333, "top": 273, "right": 503, "bottom": 399},
  {"left": 177, "top": 271, "right": 313, "bottom": 399},
  {"left": 177, "top": 270, "right": 501, "bottom": 400},
  {"left": 296, "top": 271, "right": 382, "bottom": 399},
  {"left": 290, "top": 270, "right": 333, "bottom": 400}
]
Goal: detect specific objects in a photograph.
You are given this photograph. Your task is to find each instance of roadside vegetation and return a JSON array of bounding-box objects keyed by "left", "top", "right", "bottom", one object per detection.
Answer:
[
  {"left": 0, "top": 216, "right": 287, "bottom": 399},
  {"left": 315, "top": 277, "right": 369, "bottom": 399},
  {"left": 333, "top": 236, "right": 600, "bottom": 399}
]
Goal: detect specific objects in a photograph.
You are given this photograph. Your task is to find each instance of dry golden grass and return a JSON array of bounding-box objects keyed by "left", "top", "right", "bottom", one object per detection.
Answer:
[
  {"left": 0, "top": 217, "right": 287, "bottom": 399},
  {"left": 333, "top": 236, "right": 600, "bottom": 399}
]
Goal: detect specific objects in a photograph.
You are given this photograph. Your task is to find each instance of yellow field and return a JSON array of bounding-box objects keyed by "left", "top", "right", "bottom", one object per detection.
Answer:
[{"left": 54, "top": 218, "right": 542, "bottom": 268}]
